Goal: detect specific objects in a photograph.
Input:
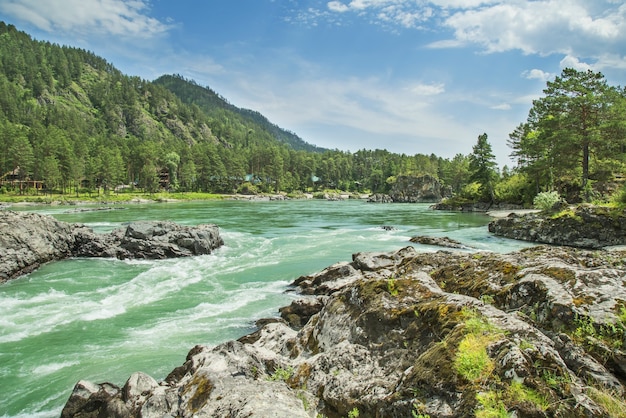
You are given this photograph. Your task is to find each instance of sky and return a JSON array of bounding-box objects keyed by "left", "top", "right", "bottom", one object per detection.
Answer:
[{"left": 1, "top": 0, "right": 625, "bottom": 166}]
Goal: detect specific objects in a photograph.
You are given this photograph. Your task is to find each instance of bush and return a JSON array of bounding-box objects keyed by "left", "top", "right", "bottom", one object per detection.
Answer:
[
  {"left": 494, "top": 173, "right": 535, "bottom": 205},
  {"left": 533, "top": 191, "right": 561, "bottom": 211},
  {"left": 460, "top": 182, "right": 483, "bottom": 201}
]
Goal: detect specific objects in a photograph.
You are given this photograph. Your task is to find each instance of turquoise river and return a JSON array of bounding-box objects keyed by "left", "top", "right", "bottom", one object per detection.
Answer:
[{"left": 0, "top": 200, "right": 533, "bottom": 417}]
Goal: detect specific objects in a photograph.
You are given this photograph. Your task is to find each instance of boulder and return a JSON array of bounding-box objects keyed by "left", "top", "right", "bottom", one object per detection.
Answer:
[
  {"left": 0, "top": 211, "right": 224, "bottom": 282},
  {"left": 0, "top": 211, "right": 77, "bottom": 281},
  {"left": 76, "top": 220, "right": 224, "bottom": 259},
  {"left": 409, "top": 235, "right": 472, "bottom": 249},
  {"left": 389, "top": 174, "right": 450, "bottom": 203},
  {"left": 488, "top": 205, "right": 626, "bottom": 248},
  {"left": 63, "top": 245, "right": 626, "bottom": 417}
]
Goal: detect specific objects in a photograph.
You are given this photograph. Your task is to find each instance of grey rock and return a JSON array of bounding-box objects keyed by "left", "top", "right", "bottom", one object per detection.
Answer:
[
  {"left": 488, "top": 205, "right": 626, "bottom": 248},
  {"left": 0, "top": 211, "right": 76, "bottom": 281},
  {"left": 409, "top": 235, "right": 472, "bottom": 249},
  {"left": 0, "top": 211, "right": 224, "bottom": 282},
  {"left": 62, "top": 246, "right": 626, "bottom": 417}
]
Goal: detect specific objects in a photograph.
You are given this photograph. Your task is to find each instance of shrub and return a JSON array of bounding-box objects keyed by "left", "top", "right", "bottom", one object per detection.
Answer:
[{"left": 533, "top": 191, "right": 561, "bottom": 211}]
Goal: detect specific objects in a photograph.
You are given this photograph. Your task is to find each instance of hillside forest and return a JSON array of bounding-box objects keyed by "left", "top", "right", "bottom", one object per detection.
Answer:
[{"left": 1, "top": 22, "right": 626, "bottom": 205}]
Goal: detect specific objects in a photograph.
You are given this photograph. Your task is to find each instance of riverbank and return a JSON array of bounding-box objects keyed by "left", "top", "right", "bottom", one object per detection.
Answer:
[
  {"left": 0, "top": 191, "right": 373, "bottom": 207},
  {"left": 62, "top": 244, "right": 626, "bottom": 418}
]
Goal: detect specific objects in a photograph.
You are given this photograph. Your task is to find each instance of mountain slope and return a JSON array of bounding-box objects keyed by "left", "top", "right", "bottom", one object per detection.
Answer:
[
  {"left": 0, "top": 22, "right": 327, "bottom": 193},
  {"left": 153, "top": 74, "right": 325, "bottom": 153}
]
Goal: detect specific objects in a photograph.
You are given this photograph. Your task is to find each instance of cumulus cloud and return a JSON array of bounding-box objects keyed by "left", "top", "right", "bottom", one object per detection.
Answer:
[
  {"left": 522, "top": 69, "right": 552, "bottom": 82},
  {"left": 324, "top": 0, "right": 434, "bottom": 28},
  {"left": 0, "top": 0, "right": 171, "bottom": 38},
  {"left": 560, "top": 55, "right": 592, "bottom": 71},
  {"left": 327, "top": 1, "right": 349, "bottom": 13},
  {"left": 317, "top": 1, "right": 626, "bottom": 72},
  {"left": 434, "top": 1, "right": 626, "bottom": 57}
]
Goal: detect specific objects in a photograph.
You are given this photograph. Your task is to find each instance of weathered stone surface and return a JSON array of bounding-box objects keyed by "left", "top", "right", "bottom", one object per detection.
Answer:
[
  {"left": 0, "top": 211, "right": 76, "bottom": 281},
  {"left": 368, "top": 175, "right": 451, "bottom": 203},
  {"left": 76, "top": 220, "right": 224, "bottom": 259},
  {"left": 389, "top": 174, "right": 450, "bottom": 203},
  {"left": 410, "top": 235, "right": 472, "bottom": 249},
  {"left": 432, "top": 201, "right": 524, "bottom": 212},
  {"left": 488, "top": 205, "right": 626, "bottom": 248},
  {"left": 0, "top": 210, "right": 224, "bottom": 282},
  {"left": 63, "top": 245, "right": 626, "bottom": 417},
  {"left": 366, "top": 193, "right": 393, "bottom": 203}
]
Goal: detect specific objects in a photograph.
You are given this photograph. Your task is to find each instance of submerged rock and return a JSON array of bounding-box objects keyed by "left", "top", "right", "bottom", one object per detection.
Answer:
[
  {"left": 62, "top": 245, "right": 626, "bottom": 417},
  {"left": 0, "top": 210, "right": 224, "bottom": 282},
  {"left": 410, "top": 235, "right": 473, "bottom": 249}
]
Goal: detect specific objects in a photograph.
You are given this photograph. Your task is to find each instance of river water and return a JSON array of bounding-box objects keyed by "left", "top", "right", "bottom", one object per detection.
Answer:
[{"left": 0, "top": 200, "right": 532, "bottom": 417}]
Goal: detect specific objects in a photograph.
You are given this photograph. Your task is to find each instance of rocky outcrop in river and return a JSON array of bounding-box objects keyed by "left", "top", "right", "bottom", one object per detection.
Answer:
[
  {"left": 62, "top": 245, "right": 626, "bottom": 417},
  {"left": 489, "top": 205, "right": 626, "bottom": 248},
  {"left": 0, "top": 211, "right": 223, "bottom": 282},
  {"left": 368, "top": 175, "right": 450, "bottom": 203}
]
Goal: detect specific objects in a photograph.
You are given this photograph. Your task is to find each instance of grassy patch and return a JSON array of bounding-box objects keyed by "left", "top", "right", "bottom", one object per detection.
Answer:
[
  {"left": 454, "top": 309, "right": 504, "bottom": 383},
  {"left": 587, "top": 387, "right": 626, "bottom": 418},
  {"left": 455, "top": 334, "right": 496, "bottom": 382},
  {"left": 475, "top": 391, "right": 508, "bottom": 418},
  {"left": 268, "top": 366, "right": 294, "bottom": 382},
  {"left": 507, "top": 381, "right": 549, "bottom": 411}
]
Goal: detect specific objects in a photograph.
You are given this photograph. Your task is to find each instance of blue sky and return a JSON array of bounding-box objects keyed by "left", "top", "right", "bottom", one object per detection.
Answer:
[{"left": 1, "top": 0, "right": 625, "bottom": 166}]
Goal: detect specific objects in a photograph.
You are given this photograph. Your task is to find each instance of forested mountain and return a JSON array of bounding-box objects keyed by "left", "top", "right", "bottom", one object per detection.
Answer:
[
  {"left": 2, "top": 21, "right": 625, "bottom": 204},
  {"left": 0, "top": 21, "right": 473, "bottom": 195},
  {"left": 153, "top": 75, "right": 324, "bottom": 153}
]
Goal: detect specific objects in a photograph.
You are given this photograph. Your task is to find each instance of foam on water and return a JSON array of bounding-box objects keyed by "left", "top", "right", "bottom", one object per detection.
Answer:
[
  {"left": 29, "top": 361, "right": 80, "bottom": 377},
  {"left": 1, "top": 201, "right": 535, "bottom": 418}
]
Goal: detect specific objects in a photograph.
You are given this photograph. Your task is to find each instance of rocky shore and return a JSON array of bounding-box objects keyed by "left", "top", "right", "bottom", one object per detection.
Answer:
[
  {"left": 0, "top": 211, "right": 223, "bottom": 282},
  {"left": 62, "top": 245, "right": 626, "bottom": 417},
  {"left": 489, "top": 205, "right": 626, "bottom": 249}
]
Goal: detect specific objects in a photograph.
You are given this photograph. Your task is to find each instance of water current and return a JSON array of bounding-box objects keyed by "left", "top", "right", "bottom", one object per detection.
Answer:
[{"left": 0, "top": 199, "right": 533, "bottom": 417}]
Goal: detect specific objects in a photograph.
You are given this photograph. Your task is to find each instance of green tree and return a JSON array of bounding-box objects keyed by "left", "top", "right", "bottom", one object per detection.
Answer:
[
  {"left": 139, "top": 162, "right": 159, "bottom": 193},
  {"left": 40, "top": 155, "right": 61, "bottom": 192},
  {"left": 164, "top": 151, "right": 180, "bottom": 189},
  {"left": 510, "top": 68, "right": 623, "bottom": 200},
  {"left": 469, "top": 133, "right": 497, "bottom": 202}
]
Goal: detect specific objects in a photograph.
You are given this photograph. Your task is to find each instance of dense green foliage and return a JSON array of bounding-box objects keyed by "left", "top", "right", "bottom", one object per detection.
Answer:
[
  {"left": 2, "top": 22, "right": 624, "bottom": 205},
  {"left": 509, "top": 68, "right": 626, "bottom": 202},
  {"left": 0, "top": 22, "right": 475, "bottom": 196}
]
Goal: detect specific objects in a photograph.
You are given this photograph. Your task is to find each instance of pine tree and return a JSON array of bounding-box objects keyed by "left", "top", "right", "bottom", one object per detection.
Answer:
[{"left": 469, "top": 133, "right": 497, "bottom": 202}]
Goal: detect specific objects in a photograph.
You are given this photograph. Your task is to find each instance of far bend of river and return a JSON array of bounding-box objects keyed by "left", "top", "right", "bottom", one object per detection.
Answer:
[{"left": 0, "top": 199, "right": 534, "bottom": 417}]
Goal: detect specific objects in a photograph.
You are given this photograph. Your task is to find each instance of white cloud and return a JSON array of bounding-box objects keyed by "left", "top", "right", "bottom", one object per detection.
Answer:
[
  {"left": 560, "top": 55, "right": 592, "bottom": 71},
  {"left": 327, "top": 1, "right": 349, "bottom": 13},
  {"left": 0, "top": 0, "right": 171, "bottom": 38},
  {"left": 429, "top": 0, "right": 499, "bottom": 8},
  {"left": 317, "top": 1, "right": 626, "bottom": 73},
  {"left": 491, "top": 103, "right": 511, "bottom": 111},
  {"left": 324, "top": 0, "right": 434, "bottom": 28},
  {"left": 409, "top": 82, "right": 445, "bottom": 96},
  {"left": 522, "top": 69, "right": 552, "bottom": 82},
  {"left": 436, "top": 0, "right": 626, "bottom": 57}
]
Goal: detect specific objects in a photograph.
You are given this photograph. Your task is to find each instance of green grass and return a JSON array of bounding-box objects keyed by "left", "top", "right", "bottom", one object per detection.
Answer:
[{"left": 0, "top": 190, "right": 231, "bottom": 204}]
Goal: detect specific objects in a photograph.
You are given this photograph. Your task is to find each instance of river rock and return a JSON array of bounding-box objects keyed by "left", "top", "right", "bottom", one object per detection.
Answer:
[
  {"left": 0, "top": 211, "right": 77, "bottom": 281},
  {"left": 488, "top": 205, "right": 626, "bottom": 248},
  {"left": 76, "top": 220, "right": 224, "bottom": 259},
  {"left": 409, "top": 235, "right": 472, "bottom": 249},
  {"left": 62, "top": 245, "right": 626, "bottom": 417},
  {"left": 0, "top": 210, "right": 224, "bottom": 282}
]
